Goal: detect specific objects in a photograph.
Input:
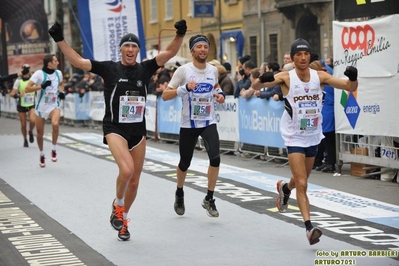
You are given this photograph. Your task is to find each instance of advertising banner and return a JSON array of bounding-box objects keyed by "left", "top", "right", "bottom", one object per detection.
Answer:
[
  {"left": 157, "top": 97, "right": 182, "bottom": 135},
  {"left": 145, "top": 94, "right": 157, "bottom": 133},
  {"left": 77, "top": 0, "right": 146, "bottom": 61},
  {"left": 4, "top": 0, "right": 50, "bottom": 73},
  {"left": 214, "top": 96, "right": 239, "bottom": 142},
  {"left": 238, "top": 97, "right": 285, "bottom": 148},
  {"left": 333, "top": 15, "right": 399, "bottom": 137}
]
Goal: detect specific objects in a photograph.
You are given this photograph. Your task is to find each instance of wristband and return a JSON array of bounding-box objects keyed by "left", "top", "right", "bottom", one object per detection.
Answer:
[
  {"left": 216, "top": 88, "right": 226, "bottom": 99},
  {"left": 176, "top": 84, "right": 190, "bottom": 97}
]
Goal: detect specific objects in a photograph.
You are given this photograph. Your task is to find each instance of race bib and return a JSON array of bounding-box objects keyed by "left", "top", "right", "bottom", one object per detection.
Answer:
[
  {"left": 119, "top": 95, "right": 145, "bottom": 123},
  {"left": 44, "top": 92, "right": 57, "bottom": 104},
  {"left": 190, "top": 97, "right": 212, "bottom": 120}
]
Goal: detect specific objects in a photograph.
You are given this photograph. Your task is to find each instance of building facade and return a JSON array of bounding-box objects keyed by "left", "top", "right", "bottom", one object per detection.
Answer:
[{"left": 141, "top": 0, "right": 334, "bottom": 72}]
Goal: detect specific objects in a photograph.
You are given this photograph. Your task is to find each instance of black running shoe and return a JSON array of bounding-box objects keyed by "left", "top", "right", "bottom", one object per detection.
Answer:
[
  {"left": 118, "top": 219, "right": 130, "bottom": 241},
  {"left": 174, "top": 195, "right": 185, "bottom": 216},
  {"left": 110, "top": 199, "right": 124, "bottom": 231},
  {"left": 24, "top": 139, "right": 29, "bottom": 147},
  {"left": 29, "top": 131, "right": 34, "bottom": 143},
  {"left": 201, "top": 198, "right": 219, "bottom": 217}
]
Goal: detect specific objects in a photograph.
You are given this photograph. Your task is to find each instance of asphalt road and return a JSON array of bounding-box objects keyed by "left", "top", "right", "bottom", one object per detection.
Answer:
[{"left": 1, "top": 116, "right": 398, "bottom": 266}]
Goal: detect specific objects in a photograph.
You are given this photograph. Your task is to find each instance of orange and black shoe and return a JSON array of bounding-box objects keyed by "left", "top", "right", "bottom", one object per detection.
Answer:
[
  {"left": 110, "top": 199, "right": 124, "bottom": 231},
  {"left": 118, "top": 219, "right": 131, "bottom": 241}
]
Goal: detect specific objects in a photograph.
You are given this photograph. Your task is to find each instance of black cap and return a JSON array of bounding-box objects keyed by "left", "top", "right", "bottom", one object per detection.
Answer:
[
  {"left": 119, "top": 33, "right": 140, "bottom": 49},
  {"left": 290, "top": 38, "right": 311, "bottom": 58}
]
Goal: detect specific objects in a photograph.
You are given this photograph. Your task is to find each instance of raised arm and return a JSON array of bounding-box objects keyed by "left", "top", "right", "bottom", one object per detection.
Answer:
[
  {"left": 252, "top": 71, "right": 286, "bottom": 90},
  {"left": 320, "top": 66, "right": 358, "bottom": 92},
  {"left": 49, "top": 22, "right": 92, "bottom": 71},
  {"left": 156, "top": 20, "right": 187, "bottom": 67}
]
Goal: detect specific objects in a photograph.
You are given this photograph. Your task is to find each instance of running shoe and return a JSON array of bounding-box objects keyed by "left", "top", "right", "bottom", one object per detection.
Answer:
[
  {"left": 276, "top": 180, "right": 290, "bottom": 213},
  {"left": 39, "top": 155, "right": 45, "bottom": 168},
  {"left": 110, "top": 199, "right": 124, "bottom": 231},
  {"left": 306, "top": 227, "right": 323, "bottom": 245},
  {"left": 118, "top": 218, "right": 130, "bottom": 241},
  {"left": 29, "top": 131, "right": 34, "bottom": 143},
  {"left": 24, "top": 139, "right": 29, "bottom": 147},
  {"left": 174, "top": 195, "right": 185, "bottom": 216},
  {"left": 51, "top": 150, "right": 57, "bottom": 162},
  {"left": 201, "top": 198, "right": 219, "bottom": 217}
]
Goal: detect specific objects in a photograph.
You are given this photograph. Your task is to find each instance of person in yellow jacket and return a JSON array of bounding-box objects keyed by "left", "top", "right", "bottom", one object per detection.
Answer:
[{"left": 10, "top": 64, "right": 36, "bottom": 147}]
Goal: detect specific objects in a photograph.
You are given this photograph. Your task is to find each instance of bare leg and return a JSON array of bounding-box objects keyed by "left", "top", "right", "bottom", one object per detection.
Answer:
[{"left": 287, "top": 153, "right": 315, "bottom": 221}]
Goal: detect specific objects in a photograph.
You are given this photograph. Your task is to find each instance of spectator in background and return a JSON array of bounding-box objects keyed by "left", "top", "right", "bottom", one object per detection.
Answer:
[
  {"left": 222, "top": 61, "right": 234, "bottom": 86},
  {"left": 237, "top": 55, "right": 251, "bottom": 70},
  {"left": 234, "top": 60, "right": 255, "bottom": 98},
  {"left": 240, "top": 67, "right": 260, "bottom": 98},
  {"left": 310, "top": 60, "right": 336, "bottom": 173},
  {"left": 325, "top": 57, "right": 334, "bottom": 69},
  {"left": 216, "top": 64, "right": 234, "bottom": 95},
  {"left": 9, "top": 64, "right": 36, "bottom": 147},
  {"left": 155, "top": 75, "right": 170, "bottom": 96},
  {"left": 282, "top": 52, "right": 293, "bottom": 70},
  {"left": 254, "top": 61, "right": 283, "bottom": 101}
]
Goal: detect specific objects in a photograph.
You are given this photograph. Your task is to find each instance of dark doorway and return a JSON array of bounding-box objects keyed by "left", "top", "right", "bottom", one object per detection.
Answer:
[{"left": 296, "top": 14, "right": 320, "bottom": 58}]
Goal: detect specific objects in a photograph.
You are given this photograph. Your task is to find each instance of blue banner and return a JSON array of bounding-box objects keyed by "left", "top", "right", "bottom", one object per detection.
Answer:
[
  {"left": 157, "top": 97, "right": 182, "bottom": 134},
  {"left": 238, "top": 97, "right": 285, "bottom": 148}
]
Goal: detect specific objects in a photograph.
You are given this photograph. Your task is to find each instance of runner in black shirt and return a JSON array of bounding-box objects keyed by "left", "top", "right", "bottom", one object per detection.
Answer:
[{"left": 48, "top": 20, "right": 187, "bottom": 241}]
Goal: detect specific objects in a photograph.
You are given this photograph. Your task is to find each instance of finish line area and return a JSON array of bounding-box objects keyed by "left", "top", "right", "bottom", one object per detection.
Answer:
[{"left": 0, "top": 130, "right": 398, "bottom": 266}]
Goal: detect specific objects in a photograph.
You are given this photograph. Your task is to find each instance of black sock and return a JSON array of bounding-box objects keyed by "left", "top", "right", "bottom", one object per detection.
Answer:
[
  {"left": 305, "top": 220, "right": 313, "bottom": 231},
  {"left": 205, "top": 190, "right": 214, "bottom": 201},
  {"left": 283, "top": 183, "right": 291, "bottom": 195},
  {"left": 176, "top": 187, "right": 184, "bottom": 197}
]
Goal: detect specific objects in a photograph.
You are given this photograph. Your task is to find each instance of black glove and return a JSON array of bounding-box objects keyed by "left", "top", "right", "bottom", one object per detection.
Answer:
[
  {"left": 41, "top": 80, "right": 51, "bottom": 89},
  {"left": 48, "top": 21, "right": 64, "bottom": 42},
  {"left": 174, "top": 20, "right": 187, "bottom": 36},
  {"left": 58, "top": 92, "right": 65, "bottom": 100},
  {"left": 13, "top": 93, "right": 19, "bottom": 99},
  {"left": 22, "top": 66, "right": 30, "bottom": 75},
  {"left": 344, "top": 66, "right": 358, "bottom": 81},
  {"left": 258, "top": 72, "right": 275, "bottom": 83}
]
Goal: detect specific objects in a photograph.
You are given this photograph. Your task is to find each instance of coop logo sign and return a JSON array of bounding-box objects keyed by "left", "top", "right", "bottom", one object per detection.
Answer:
[
  {"left": 335, "top": 24, "right": 391, "bottom": 67},
  {"left": 341, "top": 25, "right": 375, "bottom": 54}
]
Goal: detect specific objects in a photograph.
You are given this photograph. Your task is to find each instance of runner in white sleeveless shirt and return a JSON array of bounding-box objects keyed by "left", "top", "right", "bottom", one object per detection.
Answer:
[
  {"left": 25, "top": 54, "right": 64, "bottom": 168},
  {"left": 252, "top": 38, "right": 358, "bottom": 245},
  {"left": 162, "top": 35, "right": 225, "bottom": 218}
]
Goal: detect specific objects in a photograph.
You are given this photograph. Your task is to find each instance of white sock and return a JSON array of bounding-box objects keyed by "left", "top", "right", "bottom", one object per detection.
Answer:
[
  {"left": 115, "top": 198, "right": 124, "bottom": 206},
  {"left": 52, "top": 145, "right": 56, "bottom": 151},
  {"left": 40, "top": 151, "right": 45, "bottom": 156},
  {"left": 123, "top": 212, "right": 127, "bottom": 220}
]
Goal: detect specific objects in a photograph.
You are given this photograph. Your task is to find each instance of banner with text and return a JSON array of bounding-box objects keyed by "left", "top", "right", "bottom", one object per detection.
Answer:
[
  {"left": 333, "top": 15, "right": 399, "bottom": 137},
  {"left": 77, "top": 0, "right": 146, "bottom": 61},
  {"left": 238, "top": 97, "right": 285, "bottom": 148}
]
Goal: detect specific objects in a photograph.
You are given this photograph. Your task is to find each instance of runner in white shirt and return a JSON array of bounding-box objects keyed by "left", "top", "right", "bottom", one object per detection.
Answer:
[
  {"left": 162, "top": 35, "right": 225, "bottom": 218},
  {"left": 25, "top": 54, "right": 64, "bottom": 168},
  {"left": 252, "top": 38, "right": 358, "bottom": 245}
]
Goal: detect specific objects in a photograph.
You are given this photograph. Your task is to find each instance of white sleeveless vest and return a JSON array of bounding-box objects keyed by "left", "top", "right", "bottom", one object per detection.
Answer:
[{"left": 280, "top": 68, "right": 324, "bottom": 147}]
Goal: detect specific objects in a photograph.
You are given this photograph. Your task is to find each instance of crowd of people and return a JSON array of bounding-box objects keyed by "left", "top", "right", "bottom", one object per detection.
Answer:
[{"left": 1, "top": 18, "right": 359, "bottom": 247}]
